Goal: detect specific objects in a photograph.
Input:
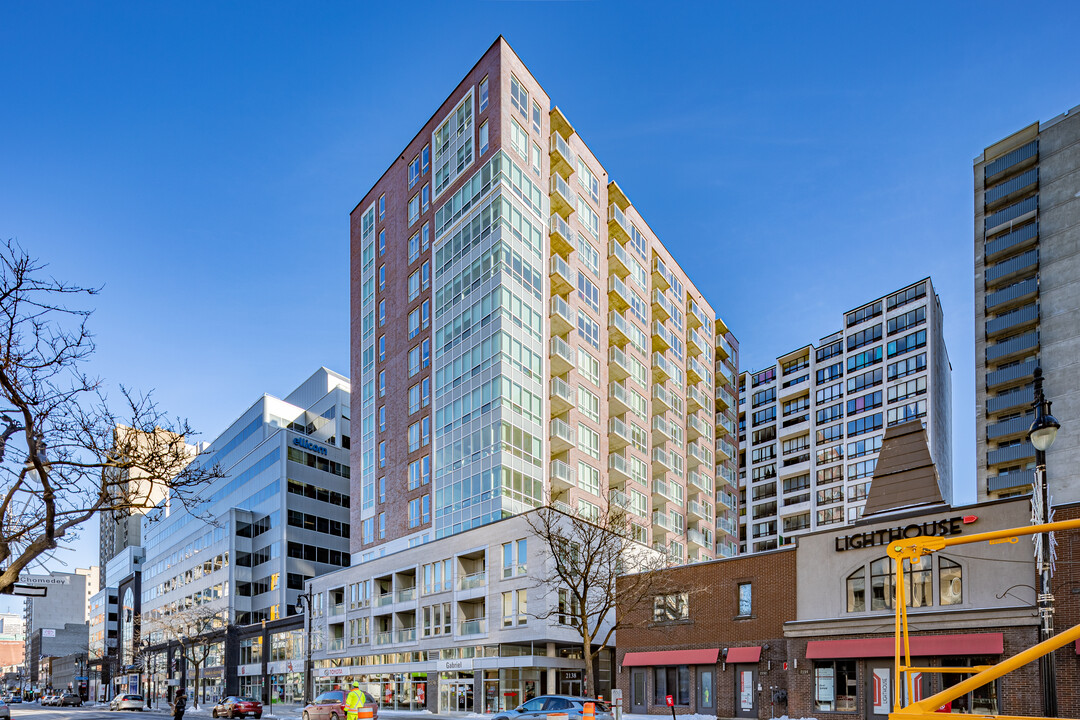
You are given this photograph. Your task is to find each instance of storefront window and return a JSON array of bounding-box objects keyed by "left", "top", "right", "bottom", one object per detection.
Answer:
[
  {"left": 653, "top": 666, "right": 690, "bottom": 705},
  {"left": 870, "top": 559, "right": 893, "bottom": 610},
  {"left": 846, "top": 568, "right": 865, "bottom": 612},
  {"left": 942, "top": 657, "right": 997, "bottom": 714},
  {"left": 904, "top": 556, "right": 932, "bottom": 607},
  {"left": 814, "top": 660, "right": 856, "bottom": 712},
  {"left": 939, "top": 557, "right": 962, "bottom": 605}
]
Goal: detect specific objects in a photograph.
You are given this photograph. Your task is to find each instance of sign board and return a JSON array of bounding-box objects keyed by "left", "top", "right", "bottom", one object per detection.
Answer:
[
  {"left": 739, "top": 672, "right": 753, "bottom": 711},
  {"left": 834, "top": 516, "right": 972, "bottom": 552},
  {"left": 42, "top": 629, "right": 56, "bottom": 638},
  {"left": 437, "top": 658, "right": 473, "bottom": 672},
  {"left": 267, "top": 660, "right": 299, "bottom": 675},
  {"left": 872, "top": 668, "right": 891, "bottom": 714},
  {"left": 665, "top": 695, "right": 674, "bottom": 708},
  {"left": 18, "top": 575, "right": 70, "bottom": 585},
  {"left": 6, "top": 584, "right": 47, "bottom": 597}
]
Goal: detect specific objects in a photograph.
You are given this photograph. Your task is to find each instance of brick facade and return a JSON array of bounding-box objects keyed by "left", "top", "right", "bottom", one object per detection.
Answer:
[{"left": 1051, "top": 502, "right": 1080, "bottom": 718}]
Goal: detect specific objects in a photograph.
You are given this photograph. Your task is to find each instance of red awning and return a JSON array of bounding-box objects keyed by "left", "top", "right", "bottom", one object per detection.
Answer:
[
  {"left": 622, "top": 648, "right": 719, "bottom": 667},
  {"left": 725, "top": 646, "right": 762, "bottom": 663},
  {"left": 806, "top": 633, "right": 1003, "bottom": 660}
]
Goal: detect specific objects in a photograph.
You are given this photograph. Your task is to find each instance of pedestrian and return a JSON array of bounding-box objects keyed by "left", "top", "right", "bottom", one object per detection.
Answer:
[
  {"left": 344, "top": 681, "right": 367, "bottom": 720},
  {"left": 172, "top": 688, "right": 187, "bottom": 720}
]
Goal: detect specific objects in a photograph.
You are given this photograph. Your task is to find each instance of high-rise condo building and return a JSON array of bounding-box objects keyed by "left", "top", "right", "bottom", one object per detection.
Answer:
[
  {"left": 306, "top": 37, "right": 739, "bottom": 714},
  {"left": 348, "top": 36, "right": 739, "bottom": 564},
  {"left": 974, "top": 105, "right": 1080, "bottom": 502},
  {"left": 737, "top": 279, "right": 952, "bottom": 553}
]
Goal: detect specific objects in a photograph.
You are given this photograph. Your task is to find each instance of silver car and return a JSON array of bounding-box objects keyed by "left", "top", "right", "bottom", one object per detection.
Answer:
[
  {"left": 110, "top": 693, "right": 145, "bottom": 711},
  {"left": 493, "top": 695, "right": 613, "bottom": 720},
  {"left": 0, "top": 698, "right": 9, "bottom": 719}
]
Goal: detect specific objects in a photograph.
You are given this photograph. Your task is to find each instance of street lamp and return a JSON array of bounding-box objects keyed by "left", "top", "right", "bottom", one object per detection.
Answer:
[
  {"left": 141, "top": 638, "right": 153, "bottom": 710},
  {"left": 1027, "top": 366, "right": 1060, "bottom": 717},
  {"left": 295, "top": 588, "right": 314, "bottom": 705}
]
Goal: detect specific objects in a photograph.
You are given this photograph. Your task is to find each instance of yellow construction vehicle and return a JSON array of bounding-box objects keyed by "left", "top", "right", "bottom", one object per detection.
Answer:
[{"left": 886, "top": 517, "right": 1080, "bottom": 719}]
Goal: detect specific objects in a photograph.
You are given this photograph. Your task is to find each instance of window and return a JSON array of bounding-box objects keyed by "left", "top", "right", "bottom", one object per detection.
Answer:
[
  {"left": 816, "top": 341, "right": 843, "bottom": 363},
  {"left": 847, "top": 435, "right": 882, "bottom": 459},
  {"left": 378, "top": 194, "right": 385, "bottom": 220},
  {"left": 577, "top": 348, "right": 600, "bottom": 386},
  {"left": 421, "top": 183, "right": 430, "bottom": 212},
  {"left": 888, "top": 352, "right": 926, "bottom": 380},
  {"left": 577, "top": 311, "right": 600, "bottom": 349},
  {"left": 814, "top": 660, "right": 857, "bottom": 712},
  {"left": 654, "top": 666, "right": 691, "bottom": 706},
  {"left": 737, "top": 583, "right": 752, "bottom": 616},
  {"left": 378, "top": 335, "right": 385, "bottom": 363},
  {"left": 378, "top": 264, "right": 385, "bottom": 291},
  {"left": 577, "top": 425, "right": 600, "bottom": 459},
  {"left": 815, "top": 383, "right": 842, "bottom": 404},
  {"left": 818, "top": 465, "right": 843, "bottom": 484},
  {"left": 408, "top": 345, "right": 420, "bottom": 376},
  {"left": 886, "top": 281, "right": 926, "bottom": 310},
  {"left": 408, "top": 308, "right": 420, "bottom": 339},
  {"left": 379, "top": 229, "right": 386, "bottom": 256},
  {"left": 532, "top": 100, "right": 542, "bottom": 135},
  {"left": 531, "top": 142, "right": 541, "bottom": 175},
  {"left": 378, "top": 371, "right": 385, "bottom": 397},
  {"left": 421, "top": 260, "right": 430, "bottom": 291},
  {"left": 816, "top": 403, "right": 842, "bottom": 424},
  {"left": 577, "top": 272, "right": 600, "bottom": 313},
  {"left": 378, "top": 512, "right": 385, "bottom": 539},
  {"left": 379, "top": 300, "right": 386, "bottom": 327},
  {"left": 887, "top": 400, "right": 927, "bottom": 427},
  {"left": 752, "top": 387, "right": 776, "bottom": 407},
  {"left": 848, "top": 367, "right": 883, "bottom": 394},
  {"left": 409, "top": 194, "right": 420, "bottom": 225},
  {"left": 421, "top": 222, "right": 430, "bottom": 252},
  {"left": 577, "top": 158, "right": 599, "bottom": 204},
  {"left": 502, "top": 589, "right": 528, "bottom": 627},
  {"left": 653, "top": 592, "right": 689, "bottom": 622},
  {"left": 577, "top": 195, "right": 600, "bottom": 238},
  {"left": 871, "top": 558, "right": 893, "bottom": 609},
  {"left": 409, "top": 385, "right": 421, "bottom": 414},
  {"left": 433, "top": 91, "right": 473, "bottom": 197},
  {"left": 848, "top": 413, "right": 883, "bottom": 437},
  {"left": 847, "top": 323, "right": 882, "bottom": 351},
  {"left": 578, "top": 387, "right": 599, "bottom": 423},
  {"left": 817, "top": 362, "right": 842, "bottom": 384},
  {"left": 888, "top": 376, "right": 927, "bottom": 403},
  {"left": 816, "top": 424, "right": 843, "bottom": 444},
  {"left": 408, "top": 232, "right": 420, "bottom": 263},
  {"left": 421, "top": 144, "right": 429, "bottom": 174},
  {"left": 510, "top": 119, "right": 528, "bottom": 158},
  {"left": 848, "top": 346, "right": 883, "bottom": 372},
  {"left": 847, "top": 390, "right": 883, "bottom": 415},
  {"left": 478, "top": 76, "right": 488, "bottom": 112},
  {"left": 409, "top": 155, "right": 420, "bottom": 189},
  {"left": 752, "top": 406, "right": 777, "bottom": 427},
  {"left": 378, "top": 441, "right": 385, "bottom": 468},
  {"left": 408, "top": 457, "right": 430, "bottom": 489},
  {"left": 479, "top": 120, "right": 489, "bottom": 155},
  {"left": 510, "top": 74, "right": 528, "bottom": 119},
  {"left": 846, "top": 300, "right": 882, "bottom": 327},
  {"left": 939, "top": 557, "right": 962, "bottom": 605},
  {"left": 887, "top": 329, "right": 926, "bottom": 358},
  {"left": 408, "top": 270, "right": 420, "bottom": 301},
  {"left": 577, "top": 462, "right": 600, "bottom": 494},
  {"left": 752, "top": 367, "right": 777, "bottom": 387},
  {"left": 378, "top": 406, "right": 386, "bottom": 432},
  {"left": 848, "top": 459, "right": 876, "bottom": 480},
  {"left": 888, "top": 305, "right": 926, "bottom": 336},
  {"left": 577, "top": 234, "right": 600, "bottom": 276}
]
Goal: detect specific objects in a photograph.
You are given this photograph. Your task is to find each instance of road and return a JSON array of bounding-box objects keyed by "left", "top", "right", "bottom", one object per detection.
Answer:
[{"left": 7, "top": 705, "right": 176, "bottom": 720}]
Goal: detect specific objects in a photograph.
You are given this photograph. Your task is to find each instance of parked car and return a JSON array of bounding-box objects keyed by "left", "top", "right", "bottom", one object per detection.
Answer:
[
  {"left": 41, "top": 694, "right": 60, "bottom": 706},
  {"left": 6, "top": 695, "right": 21, "bottom": 703},
  {"left": 492, "top": 696, "right": 613, "bottom": 720},
  {"left": 302, "top": 689, "right": 379, "bottom": 720},
  {"left": 61, "top": 693, "right": 83, "bottom": 706},
  {"left": 212, "top": 696, "right": 263, "bottom": 719},
  {"left": 110, "top": 693, "right": 146, "bottom": 711},
  {"left": 0, "top": 697, "right": 10, "bottom": 720}
]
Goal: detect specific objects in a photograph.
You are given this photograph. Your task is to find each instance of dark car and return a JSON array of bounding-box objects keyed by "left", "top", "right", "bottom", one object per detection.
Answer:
[
  {"left": 213, "top": 696, "right": 263, "bottom": 719},
  {"left": 60, "top": 693, "right": 83, "bottom": 706},
  {"left": 302, "top": 689, "right": 379, "bottom": 720},
  {"left": 492, "top": 696, "right": 613, "bottom": 720}
]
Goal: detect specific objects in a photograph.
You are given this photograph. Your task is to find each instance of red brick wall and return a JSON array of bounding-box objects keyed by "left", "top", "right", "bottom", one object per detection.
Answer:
[{"left": 1052, "top": 502, "right": 1080, "bottom": 717}]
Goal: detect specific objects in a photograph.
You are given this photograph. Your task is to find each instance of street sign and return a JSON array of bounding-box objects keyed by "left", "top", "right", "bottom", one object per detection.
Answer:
[
  {"left": 2, "top": 584, "right": 47, "bottom": 597},
  {"left": 665, "top": 696, "right": 674, "bottom": 707}
]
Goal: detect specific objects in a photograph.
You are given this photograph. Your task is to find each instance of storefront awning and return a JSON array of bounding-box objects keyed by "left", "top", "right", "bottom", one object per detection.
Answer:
[
  {"left": 806, "top": 633, "right": 1003, "bottom": 659},
  {"left": 725, "top": 646, "right": 762, "bottom": 663},
  {"left": 622, "top": 648, "right": 719, "bottom": 667}
]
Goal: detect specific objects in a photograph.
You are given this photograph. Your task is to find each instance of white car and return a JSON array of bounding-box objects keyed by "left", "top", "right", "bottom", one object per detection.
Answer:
[
  {"left": 0, "top": 697, "right": 10, "bottom": 719},
  {"left": 110, "top": 693, "right": 146, "bottom": 711}
]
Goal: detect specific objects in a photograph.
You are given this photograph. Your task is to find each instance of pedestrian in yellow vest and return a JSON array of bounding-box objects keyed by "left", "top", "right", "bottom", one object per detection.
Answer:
[{"left": 345, "top": 681, "right": 368, "bottom": 720}]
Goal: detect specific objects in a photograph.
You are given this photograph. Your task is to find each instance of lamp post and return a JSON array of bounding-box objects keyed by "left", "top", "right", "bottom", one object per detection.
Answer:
[
  {"left": 295, "top": 588, "right": 314, "bottom": 705},
  {"left": 1027, "top": 366, "right": 1060, "bottom": 718},
  {"left": 141, "top": 639, "right": 152, "bottom": 710}
]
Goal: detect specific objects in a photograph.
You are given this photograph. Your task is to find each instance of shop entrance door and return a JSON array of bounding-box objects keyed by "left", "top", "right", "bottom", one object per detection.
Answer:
[
  {"left": 733, "top": 665, "right": 757, "bottom": 718},
  {"left": 629, "top": 669, "right": 646, "bottom": 714},
  {"left": 439, "top": 679, "right": 474, "bottom": 713},
  {"left": 697, "top": 668, "right": 715, "bottom": 713},
  {"left": 866, "top": 662, "right": 928, "bottom": 717}
]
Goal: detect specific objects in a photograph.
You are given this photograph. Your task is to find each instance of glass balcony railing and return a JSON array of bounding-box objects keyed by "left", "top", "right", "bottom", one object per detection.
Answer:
[
  {"left": 394, "top": 588, "right": 416, "bottom": 603},
  {"left": 456, "top": 571, "right": 487, "bottom": 591},
  {"left": 688, "top": 471, "right": 713, "bottom": 495},
  {"left": 608, "top": 204, "right": 631, "bottom": 243},
  {"left": 394, "top": 627, "right": 417, "bottom": 643},
  {"left": 459, "top": 617, "right": 488, "bottom": 636},
  {"left": 551, "top": 458, "right": 575, "bottom": 489},
  {"left": 373, "top": 632, "right": 392, "bottom": 647}
]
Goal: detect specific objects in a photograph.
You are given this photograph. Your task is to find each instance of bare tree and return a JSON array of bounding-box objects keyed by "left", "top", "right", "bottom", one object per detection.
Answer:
[
  {"left": 0, "top": 239, "right": 223, "bottom": 593},
  {"left": 150, "top": 603, "right": 227, "bottom": 709},
  {"left": 526, "top": 504, "right": 674, "bottom": 698}
]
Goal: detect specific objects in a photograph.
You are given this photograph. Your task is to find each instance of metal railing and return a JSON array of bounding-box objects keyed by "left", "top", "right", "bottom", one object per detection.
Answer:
[
  {"left": 986, "top": 359, "right": 1037, "bottom": 389},
  {"left": 987, "top": 413, "right": 1035, "bottom": 440},
  {"left": 986, "top": 248, "right": 1038, "bottom": 284},
  {"left": 986, "top": 303, "right": 1038, "bottom": 336},
  {"left": 985, "top": 221, "right": 1037, "bottom": 260},
  {"left": 985, "top": 195, "right": 1037, "bottom": 232},
  {"left": 984, "top": 139, "right": 1037, "bottom": 179},
  {"left": 986, "top": 277, "right": 1037, "bottom": 310},
  {"left": 984, "top": 167, "right": 1038, "bottom": 205},
  {"left": 987, "top": 385, "right": 1034, "bottom": 413},
  {"left": 986, "top": 330, "right": 1038, "bottom": 361},
  {"left": 987, "top": 442, "right": 1035, "bottom": 465}
]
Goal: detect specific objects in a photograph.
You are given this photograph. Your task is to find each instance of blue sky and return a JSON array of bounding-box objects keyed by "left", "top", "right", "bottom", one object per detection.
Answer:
[{"left": 2, "top": 1, "right": 1078, "bottom": 597}]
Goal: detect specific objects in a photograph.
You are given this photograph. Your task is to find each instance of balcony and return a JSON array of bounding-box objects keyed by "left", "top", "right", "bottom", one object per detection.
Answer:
[
  {"left": 687, "top": 528, "right": 712, "bottom": 551},
  {"left": 373, "top": 632, "right": 392, "bottom": 647},
  {"left": 984, "top": 139, "right": 1037, "bottom": 180},
  {"left": 986, "top": 359, "right": 1037, "bottom": 390},
  {"left": 652, "top": 351, "right": 676, "bottom": 383},
  {"left": 551, "top": 376, "right": 574, "bottom": 415},
  {"left": 985, "top": 222, "right": 1037, "bottom": 261},
  {"left": 394, "top": 627, "right": 417, "bottom": 643},
  {"left": 652, "top": 478, "right": 679, "bottom": 506},
  {"left": 716, "top": 335, "right": 733, "bottom": 360},
  {"left": 985, "top": 167, "right": 1038, "bottom": 207},
  {"left": 688, "top": 500, "right": 713, "bottom": 523},
  {"left": 778, "top": 415, "right": 810, "bottom": 439},
  {"left": 652, "top": 511, "right": 675, "bottom": 535},
  {"left": 551, "top": 336, "right": 574, "bottom": 375},
  {"left": 687, "top": 413, "right": 711, "bottom": 441},
  {"left": 688, "top": 356, "right": 710, "bottom": 386},
  {"left": 608, "top": 204, "right": 631, "bottom": 244},
  {"left": 550, "top": 213, "right": 574, "bottom": 256},
  {"left": 985, "top": 195, "right": 1037, "bottom": 234},
  {"left": 458, "top": 617, "right": 488, "bottom": 636},
  {"left": 652, "top": 447, "right": 675, "bottom": 475},
  {"left": 986, "top": 248, "right": 1038, "bottom": 287},
  {"left": 652, "top": 289, "right": 675, "bottom": 322},
  {"left": 608, "top": 451, "right": 631, "bottom": 486},
  {"left": 986, "top": 302, "right": 1038, "bottom": 339},
  {"left": 608, "top": 274, "right": 631, "bottom": 312},
  {"left": 652, "top": 415, "right": 675, "bottom": 445},
  {"left": 653, "top": 383, "right": 676, "bottom": 413},
  {"left": 456, "top": 571, "right": 487, "bottom": 592},
  {"left": 717, "top": 516, "right": 738, "bottom": 536},
  {"left": 687, "top": 328, "right": 706, "bottom": 357},
  {"left": 718, "top": 465, "right": 736, "bottom": 487},
  {"left": 687, "top": 384, "right": 710, "bottom": 413},
  {"left": 551, "top": 417, "right": 575, "bottom": 454},
  {"left": 609, "top": 380, "right": 633, "bottom": 416},
  {"left": 653, "top": 257, "right": 676, "bottom": 292},
  {"left": 987, "top": 412, "right": 1035, "bottom": 441},
  {"left": 375, "top": 593, "right": 394, "bottom": 608},
  {"left": 609, "top": 416, "right": 632, "bottom": 449},
  {"left": 651, "top": 322, "right": 673, "bottom": 353},
  {"left": 609, "top": 239, "right": 632, "bottom": 278},
  {"left": 609, "top": 346, "right": 631, "bottom": 380},
  {"left": 551, "top": 295, "right": 573, "bottom": 335},
  {"left": 988, "top": 470, "right": 1034, "bottom": 494},
  {"left": 986, "top": 330, "right": 1038, "bottom": 362},
  {"left": 550, "top": 173, "right": 574, "bottom": 219},
  {"left": 394, "top": 587, "right": 416, "bottom": 604},
  {"left": 987, "top": 384, "right": 1034, "bottom": 414},
  {"left": 716, "top": 386, "right": 735, "bottom": 410},
  {"left": 550, "top": 131, "right": 576, "bottom": 178},
  {"left": 550, "top": 254, "right": 573, "bottom": 295},
  {"left": 987, "top": 442, "right": 1035, "bottom": 466},
  {"left": 687, "top": 471, "right": 712, "bottom": 496},
  {"left": 986, "top": 277, "right": 1037, "bottom": 312},
  {"left": 715, "top": 438, "right": 735, "bottom": 461},
  {"left": 687, "top": 440, "right": 712, "bottom": 468},
  {"left": 608, "top": 310, "right": 631, "bottom": 347},
  {"left": 550, "top": 458, "right": 575, "bottom": 492}
]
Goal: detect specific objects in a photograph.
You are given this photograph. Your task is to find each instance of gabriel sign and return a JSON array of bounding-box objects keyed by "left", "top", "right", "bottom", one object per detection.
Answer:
[{"left": 835, "top": 516, "right": 974, "bottom": 552}]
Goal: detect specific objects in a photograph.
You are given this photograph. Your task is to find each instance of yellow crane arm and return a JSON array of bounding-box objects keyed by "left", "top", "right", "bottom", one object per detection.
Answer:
[{"left": 886, "top": 517, "right": 1080, "bottom": 719}]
